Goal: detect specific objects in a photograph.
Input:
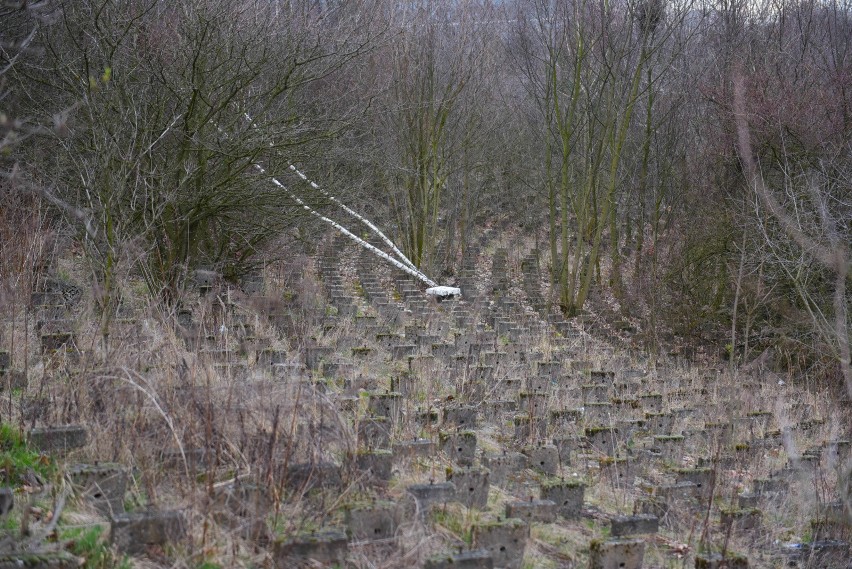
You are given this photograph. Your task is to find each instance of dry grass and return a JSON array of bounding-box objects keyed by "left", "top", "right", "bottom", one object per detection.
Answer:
[{"left": 0, "top": 229, "right": 847, "bottom": 568}]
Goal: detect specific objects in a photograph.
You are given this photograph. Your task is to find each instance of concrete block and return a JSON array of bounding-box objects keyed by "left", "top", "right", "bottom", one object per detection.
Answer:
[
  {"left": 407, "top": 482, "right": 456, "bottom": 511},
  {"left": 358, "top": 416, "right": 391, "bottom": 449},
  {"left": 720, "top": 508, "right": 762, "bottom": 532},
  {"left": 354, "top": 449, "right": 393, "bottom": 484},
  {"left": 586, "top": 427, "right": 621, "bottom": 456},
  {"left": 588, "top": 538, "right": 645, "bottom": 569},
  {"left": 448, "top": 467, "right": 490, "bottom": 509},
  {"left": 483, "top": 452, "right": 526, "bottom": 487},
  {"left": 610, "top": 514, "right": 658, "bottom": 537},
  {"left": 68, "top": 463, "right": 127, "bottom": 516},
  {"left": 474, "top": 518, "right": 528, "bottom": 569},
  {"left": 345, "top": 501, "right": 398, "bottom": 541},
  {"left": 523, "top": 444, "right": 561, "bottom": 475},
  {"left": 393, "top": 438, "right": 436, "bottom": 459},
  {"left": 424, "top": 549, "right": 494, "bottom": 569},
  {"left": 368, "top": 392, "right": 402, "bottom": 422},
  {"left": 111, "top": 510, "right": 187, "bottom": 554},
  {"left": 0, "top": 552, "right": 81, "bottom": 568},
  {"left": 274, "top": 529, "right": 348, "bottom": 567},
  {"left": 286, "top": 462, "right": 342, "bottom": 491},
  {"left": 540, "top": 479, "right": 585, "bottom": 519},
  {"left": 694, "top": 552, "right": 749, "bottom": 568},
  {"left": 443, "top": 405, "right": 478, "bottom": 429},
  {"left": 506, "top": 499, "right": 558, "bottom": 523},
  {"left": 440, "top": 431, "right": 477, "bottom": 466},
  {"left": 28, "top": 426, "right": 88, "bottom": 454}
]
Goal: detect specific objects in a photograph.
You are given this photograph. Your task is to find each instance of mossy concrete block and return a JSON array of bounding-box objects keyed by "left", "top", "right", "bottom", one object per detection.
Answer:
[
  {"left": 582, "top": 384, "right": 611, "bottom": 404},
  {"left": 536, "top": 361, "right": 561, "bottom": 379},
  {"left": 357, "top": 416, "right": 391, "bottom": 449},
  {"left": 505, "top": 499, "right": 558, "bottom": 523},
  {"left": 354, "top": 449, "right": 393, "bottom": 484},
  {"left": 719, "top": 508, "right": 762, "bottom": 532},
  {"left": 584, "top": 403, "right": 614, "bottom": 424},
  {"left": 639, "top": 394, "right": 663, "bottom": 413},
  {"left": 588, "top": 538, "right": 645, "bottom": 569},
  {"left": 610, "top": 514, "right": 659, "bottom": 537},
  {"left": 40, "top": 331, "right": 77, "bottom": 355},
  {"left": 447, "top": 467, "right": 490, "bottom": 509},
  {"left": 473, "top": 518, "right": 528, "bottom": 569},
  {"left": 694, "top": 552, "right": 749, "bottom": 568},
  {"left": 274, "top": 529, "right": 348, "bottom": 567},
  {"left": 751, "top": 477, "right": 788, "bottom": 495},
  {"left": 652, "top": 435, "right": 685, "bottom": 461},
  {"left": 68, "top": 463, "right": 127, "bottom": 516},
  {"left": 482, "top": 452, "right": 527, "bottom": 487},
  {"left": 345, "top": 501, "right": 399, "bottom": 541},
  {"left": 586, "top": 426, "right": 621, "bottom": 456},
  {"left": 673, "top": 467, "right": 714, "bottom": 492},
  {"left": 367, "top": 392, "right": 402, "bottom": 421},
  {"left": 440, "top": 431, "right": 477, "bottom": 466},
  {"left": 600, "top": 457, "right": 636, "bottom": 488},
  {"left": 407, "top": 482, "right": 456, "bottom": 510},
  {"left": 518, "top": 392, "right": 548, "bottom": 416},
  {"left": 512, "top": 414, "right": 546, "bottom": 441},
  {"left": 424, "top": 549, "right": 494, "bottom": 569},
  {"left": 737, "top": 492, "right": 759, "bottom": 509},
  {"left": 0, "top": 369, "right": 26, "bottom": 391},
  {"left": 28, "top": 425, "right": 88, "bottom": 454},
  {"left": 392, "top": 438, "right": 435, "bottom": 459},
  {"left": 644, "top": 412, "right": 675, "bottom": 435},
  {"left": 443, "top": 405, "right": 479, "bottom": 429},
  {"left": 286, "top": 461, "right": 342, "bottom": 491},
  {"left": 111, "top": 510, "right": 187, "bottom": 555},
  {"left": 551, "top": 435, "right": 581, "bottom": 461},
  {"left": 523, "top": 444, "right": 561, "bottom": 475},
  {"left": 540, "top": 479, "right": 585, "bottom": 519},
  {"left": 0, "top": 552, "right": 83, "bottom": 568}
]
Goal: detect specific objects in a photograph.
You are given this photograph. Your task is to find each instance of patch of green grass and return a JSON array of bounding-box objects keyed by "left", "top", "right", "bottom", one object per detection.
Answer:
[
  {"left": 0, "top": 423, "right": 55, "bottom": 486},
  {"left": 0, "top": 510, "right": 18, "bottom": 532},
  {"left": 432, "top": 505, "right": 478, "bottom": 545},
  {"left": 63, "top": 526, "right": 131, "bottom": 569}
]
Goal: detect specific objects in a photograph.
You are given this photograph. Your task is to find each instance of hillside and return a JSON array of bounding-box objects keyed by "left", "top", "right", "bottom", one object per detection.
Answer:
[{"left": 0, "top": 230, "right": 849, "bottom": 569}]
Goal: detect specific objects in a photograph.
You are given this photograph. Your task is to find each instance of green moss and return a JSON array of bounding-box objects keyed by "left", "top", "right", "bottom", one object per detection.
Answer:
[
  {"left": 433, "top": 506, "right": 476, "bottom": 545},
  {"left": 0, "top": 423, "right": 56, "bottom": 486},
  {"left": 541, "top": 477, "right": 585, "bottom": 489},
  {"left": 63, "top": 526, "right": 131, "bottom": 569},
  {"left": 672, "top": 467, "right": 712, "bottom": 474}
]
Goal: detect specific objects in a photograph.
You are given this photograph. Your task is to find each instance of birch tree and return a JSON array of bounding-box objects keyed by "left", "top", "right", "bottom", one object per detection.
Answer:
[{"left": 378, "top": 0, "right": 494, "bottom": 273}]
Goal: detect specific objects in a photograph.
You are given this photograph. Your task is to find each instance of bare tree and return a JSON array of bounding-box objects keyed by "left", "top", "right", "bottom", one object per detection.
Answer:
[
  {"left": 734, "top": 71, "right": 852, "bottom": 396},
  {"left": 13, "top": 0, "right": 380, "bottom": 309}
]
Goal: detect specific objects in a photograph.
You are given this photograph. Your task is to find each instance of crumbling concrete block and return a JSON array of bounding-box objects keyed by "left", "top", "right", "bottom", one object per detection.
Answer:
[
  {"left": 274, "top": 529, "right": 348, "bottom": 567},
  {"left": 610, "top": 514, "right": 659, "bottom": 537},
  {"left": 28, "top": 425, "right": 88, "bottom": 454},
  {"left": 424, "top": 549, "right": 494, "bottom": 569},
  {"left": 540, "top": 479, "right": 585, "bottom": 519},
  {"left": 69, "top": 463, "right": 127, "bottom": 516},
  {"left": 474, "top": 518, "right": 528, "bottom": 569},
  {"left": 588, "top": 538, "right": 645, "bottom": 569},
  {"left": 111, "top": 510, "right": 187, "bottom": 555}
]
